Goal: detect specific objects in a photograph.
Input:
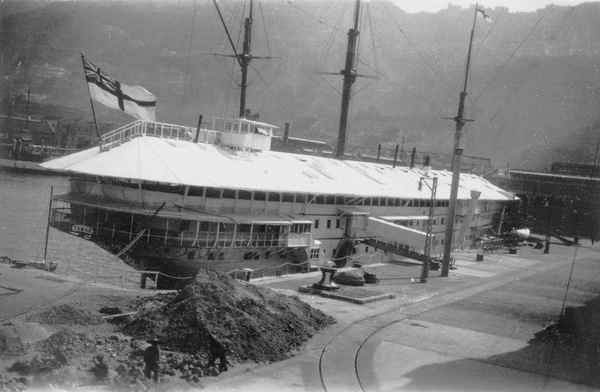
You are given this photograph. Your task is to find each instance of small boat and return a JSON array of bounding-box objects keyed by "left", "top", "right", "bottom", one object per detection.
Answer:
[{"left": 1, "top": 256, "right": 60, "bottom": 272}]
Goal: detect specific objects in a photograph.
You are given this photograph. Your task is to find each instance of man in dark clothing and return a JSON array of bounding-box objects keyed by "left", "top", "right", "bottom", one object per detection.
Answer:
[
  {"left": 143, "top": 339, "right": 161, "bottom": 382},
  {"left": 207, "top": 335, "right": 228, "bottom": 372},
  {"left": 90, "top": 354, "right": 109, "bottom": 383}
]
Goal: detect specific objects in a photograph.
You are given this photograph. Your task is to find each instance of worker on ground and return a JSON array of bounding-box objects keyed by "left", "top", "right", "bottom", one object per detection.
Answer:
[
  {"left": 207, "top": 334, "right": 228, "bottom": 372},
  {"left": 90, "top": 354, "right": 109, "bottom": 383},
  {"left": 143, "top": 339, "right": 161, "bottom": 382}
]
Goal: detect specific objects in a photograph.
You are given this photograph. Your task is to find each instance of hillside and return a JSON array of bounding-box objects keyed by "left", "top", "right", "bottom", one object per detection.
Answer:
[{"left": 1, "top": 0, "right": 599, "bottom": 170}]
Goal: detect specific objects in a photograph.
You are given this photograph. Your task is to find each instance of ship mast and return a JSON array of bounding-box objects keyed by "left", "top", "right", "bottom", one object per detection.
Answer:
[
  {"left": 212, "top": 0, "right": 254, "bottom": 117},
  {"left": 336, "top": 0, "right": 361, "bottom": 160},
  {"left": 441, "top": 4, "right": 480, "bottom": 276}
]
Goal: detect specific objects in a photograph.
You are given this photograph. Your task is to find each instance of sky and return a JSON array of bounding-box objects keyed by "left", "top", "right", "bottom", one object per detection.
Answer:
[{"left": 392, "top": 0, "right": 595, "bottom": 13}]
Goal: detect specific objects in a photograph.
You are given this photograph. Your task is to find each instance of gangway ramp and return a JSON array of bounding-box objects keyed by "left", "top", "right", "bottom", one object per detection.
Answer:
[{"left": 360, "top": 217, "right": 433, "bottom": 263}]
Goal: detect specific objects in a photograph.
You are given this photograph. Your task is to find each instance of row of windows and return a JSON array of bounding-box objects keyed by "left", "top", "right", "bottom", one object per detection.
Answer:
[
  {"left": 314, "top": 219, "right": 342, "bottom": 229},
  {"left": 75, "top": 175, "right": 464, "bottom": 208}
]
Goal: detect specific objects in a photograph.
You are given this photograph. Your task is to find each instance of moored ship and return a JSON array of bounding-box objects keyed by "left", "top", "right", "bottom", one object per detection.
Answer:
[
  {"left": 41, "top": 115, "right": 516, "bottom": 287},
  {"left": 40, "top": 0, "right": 516, "bottom": 288}
]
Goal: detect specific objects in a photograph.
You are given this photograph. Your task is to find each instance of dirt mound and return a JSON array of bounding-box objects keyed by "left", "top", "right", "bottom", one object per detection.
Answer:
[
  {"left": 26, "top": 304, "right": 106, "bottom": 326},
  {"left": 0, "top": 331, "right": 27, "bottom": 359},
  {"left": 1, "top": 322, "right": 52, "bottom": 345},
  {"left": 122, "top": 269, "right": 335, "bottom": 363},
  {"left": 0, "top": 322, "right": 52, "bottom": 359},
  {"left": 36, "top": 329, "right": 97, "bottom": 359}
]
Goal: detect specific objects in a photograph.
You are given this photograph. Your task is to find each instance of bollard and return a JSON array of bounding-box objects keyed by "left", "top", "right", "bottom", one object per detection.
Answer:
[
  {"left": 476, "top": 254, "right": 484, "bottom": 261},
  {"left": 242, "top": 268, "right": 252, "bottom": 282},
  {"left": 312, "top": 267, "right": 340, "bottom": 291}
]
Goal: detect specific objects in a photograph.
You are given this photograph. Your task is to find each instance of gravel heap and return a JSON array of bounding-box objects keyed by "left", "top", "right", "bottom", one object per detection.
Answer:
[
  {"left": 36, "top": 329, "right": 97, "bottom": 359},
  {"left": 0, "top": 331, "right": 27, "bottom": 359},
  {"left": 121, "top": 268, "right": 336, "bottom": 363}
]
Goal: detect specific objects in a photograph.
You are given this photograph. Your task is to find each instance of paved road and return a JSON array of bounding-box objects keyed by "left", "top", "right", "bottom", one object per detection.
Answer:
[{"left": 205, "top": 242, "right": 600, "bottom": 392}]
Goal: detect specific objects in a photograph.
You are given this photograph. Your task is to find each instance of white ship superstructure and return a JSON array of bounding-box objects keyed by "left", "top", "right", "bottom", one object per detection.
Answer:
[{"left": 42, "top": 116, "right": 516, "bottom": 287}]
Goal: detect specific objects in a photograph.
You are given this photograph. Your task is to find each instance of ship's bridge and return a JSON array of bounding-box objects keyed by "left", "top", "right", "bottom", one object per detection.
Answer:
[{"left": 214, "top": 117, "right": 277, "bottom": 152}]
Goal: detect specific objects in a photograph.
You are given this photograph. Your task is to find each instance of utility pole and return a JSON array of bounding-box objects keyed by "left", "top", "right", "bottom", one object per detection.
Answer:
[{"left": 420, "top": 177, "right": 438, "bottom": 283}]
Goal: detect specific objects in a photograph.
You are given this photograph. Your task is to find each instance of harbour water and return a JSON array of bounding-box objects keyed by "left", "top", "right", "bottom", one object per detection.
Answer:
[{"left": 0, "top": 171, "right": 140, "bottom": 287}]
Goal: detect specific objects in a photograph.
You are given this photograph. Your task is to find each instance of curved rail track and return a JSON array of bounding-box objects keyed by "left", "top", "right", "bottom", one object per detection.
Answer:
[
  {"left": 0, "top": 279, "right": 83, "bottom": 324},
  {"left": 315, "top": 252, "right": 585, "bottom": 392}
]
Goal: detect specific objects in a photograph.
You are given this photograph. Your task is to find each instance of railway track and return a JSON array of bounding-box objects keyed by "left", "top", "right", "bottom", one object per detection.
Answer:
[{"left": 315, "top": 251, "right": 583, "bottom": 392}]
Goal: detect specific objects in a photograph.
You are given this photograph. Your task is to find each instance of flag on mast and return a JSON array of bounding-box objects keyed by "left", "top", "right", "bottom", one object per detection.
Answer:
[
  {"left": 476, "top": 5, "right": 492, "bottom": 22},
  {"left": 83, "top": 58, "right": 156, "bottom": 122}
]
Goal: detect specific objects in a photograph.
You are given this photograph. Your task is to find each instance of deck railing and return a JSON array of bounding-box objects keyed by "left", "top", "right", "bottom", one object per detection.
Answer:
[{"left": 101, "top": 120, "right": 219, "bottom": 147}]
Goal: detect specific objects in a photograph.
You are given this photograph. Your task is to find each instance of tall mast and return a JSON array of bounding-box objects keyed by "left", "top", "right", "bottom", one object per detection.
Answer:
[
  {"left": 336, "top": 0, "right": 360, "bottom": 160},
  {"left": 441, "top": 4, "right": 479, "bottom": 277},
  {"left": 239, "top": 0, "right": 253, "bottom": 117},
  {"left": 212, "top": 0, "right": 254, "bottom": 117}
]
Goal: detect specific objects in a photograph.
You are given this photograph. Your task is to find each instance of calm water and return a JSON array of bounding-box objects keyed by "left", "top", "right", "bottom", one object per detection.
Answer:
[{"left": 0, "top": 171, "right": 139, "bottom": 287}]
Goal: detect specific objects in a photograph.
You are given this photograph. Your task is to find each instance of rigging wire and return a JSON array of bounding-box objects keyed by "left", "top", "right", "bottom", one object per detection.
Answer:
[
  {"left": 286, "top": 0, "right": 347, "bottom": 34},
  {"left": 381, "top": 3, "right": 453, "bottom": 90},
  {"left": 542, "top": 245, "right": 579, "bottom": 391},
  {"left": 179, "top": 0, "right": 200, "bottom": 123},
  {"left": 462, "top": 6, "right": 553, "bottom": 146}
]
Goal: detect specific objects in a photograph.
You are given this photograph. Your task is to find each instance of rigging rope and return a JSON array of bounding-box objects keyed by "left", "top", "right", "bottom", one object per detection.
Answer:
[{"left": 463, "top": 5, "right": 553, "bottom": 146}]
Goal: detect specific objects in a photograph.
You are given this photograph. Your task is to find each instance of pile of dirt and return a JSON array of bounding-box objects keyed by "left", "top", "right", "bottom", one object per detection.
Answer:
[
  {"left": 0, "top": 331, "right": 27, "bottom": 359},
  {"left": 1, "top": 269, "right": 335, "bottom": 390},
  {"left": 36, "top": 329, "right": 97, "bottom": 359},
  {"left": 25, "top": 304, "right": 106, "bottom": 326},
  {"left": 121, "top": 268, "right": 336, "bottom": 363}
]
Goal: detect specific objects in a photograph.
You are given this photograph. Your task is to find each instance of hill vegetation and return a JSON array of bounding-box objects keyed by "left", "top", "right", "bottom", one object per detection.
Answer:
[{"left": 1, "top": 0, "right": 599, "bottom": 170}]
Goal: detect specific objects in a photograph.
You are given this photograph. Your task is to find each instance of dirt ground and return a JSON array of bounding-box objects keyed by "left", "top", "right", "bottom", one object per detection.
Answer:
[{"left": 0, "top": 269, "right": 335, "bottom": 391}]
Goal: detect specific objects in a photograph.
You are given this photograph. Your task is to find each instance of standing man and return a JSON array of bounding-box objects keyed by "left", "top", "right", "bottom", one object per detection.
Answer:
[
  {"left": 143, "top": 339, "right": 161, "bottom": 382},
  {"left": 207, "top": 334, "right": 228, "bottom": 372}
]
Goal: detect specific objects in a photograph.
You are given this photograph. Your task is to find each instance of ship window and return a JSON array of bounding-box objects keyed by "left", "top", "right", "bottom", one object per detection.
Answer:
[
  {"left": 296, "top": 194, "right": 307, "bottom": 203},
  {"left": 254, "top": 191, "right": 266, "bottom": 201},
  {"left": 282, "top": 193, "right": 294, "bottom": 203},
  {"left": 233, "top": 123, "right": 239, "bottom": 132},
  {"left": 241, "top": 123, "right": 249, "bottom": 133},
  {"left": 180, "top": 220, "right": 191, "bottom": 231},
  {"left": 335, "top": 196, "right": 345, "bottom": 205},
  {"left": 314, "top": 219, "right": 319, "bottom": 229},
  {"left": 219, "top": 223, "right": 234, "bottom": 232},
  {"left": 224, "top": 121, "right": 232, "bottom": 131},
  {"left": 364, "top": 198, "right": 371, "bottom": 206},
  {"left": 223, "top": 189, "right": 236, "bottom": 199},
  {"left": 326, "top": 195, "right": 335, "bottom": 205},
  {"left": 187, "top": 251, "right": 195, "bottom": 260},
  {"left": 268, "top": 192, "right": 280, "bottom": 202},
  {"left": 336, "top": 219, "right": 340, "bottom": 229},
  {"left": 316, "top": 195, "right": 325, "bottom": 204},
  {"left": 188, "top": 186, "right": 205, "bottom": 197},
  {"left": 327, "top": 220, "right": 331, "bottom": 229},
  {"left": 205, "top": 187, "right": 221, "bottom": 198},
  {"left": 238, "top": 190, "right": 252, "bottom": 200}
]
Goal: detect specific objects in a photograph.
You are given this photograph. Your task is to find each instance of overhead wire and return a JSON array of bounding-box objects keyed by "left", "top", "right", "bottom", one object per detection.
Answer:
[{"left": 462, "top": 5, "right": 553, "bottom": 147}]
